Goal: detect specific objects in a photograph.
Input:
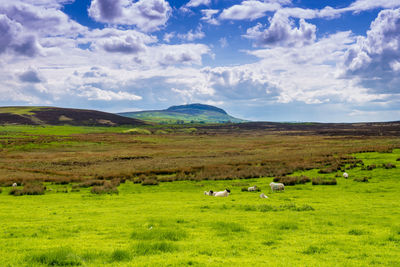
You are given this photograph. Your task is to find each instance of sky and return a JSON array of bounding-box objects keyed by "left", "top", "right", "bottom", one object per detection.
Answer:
[{"left": 1, "top": 0, "right": 400, "bottom": 122}]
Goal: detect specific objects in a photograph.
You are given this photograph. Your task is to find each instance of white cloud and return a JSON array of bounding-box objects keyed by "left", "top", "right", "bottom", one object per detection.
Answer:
[
  {"left": 219, "top": 37, "right": 227, "bottom": 48},
  {"left": 186, "top": 0, "right": 211, "bottom": 8},
  {"left": 177, "top": 25, "right": 205, "bottom": 41},
  {"left": 244, "top": 13, "right": 316, "bottom": 47},
  {"left": 200, "top": 9, "right": 219, "bottom": 25},
  {"left": 219, "top": 0, "right": 283, "bottom": 21},
  {"left": 342, "top": 8, "right": 400, "bottom": 93},
  {"left": 88, "top": 0, "right": 172, "bottom": 32},
  {"left": 78, "top": 85, "right": 142, "bottom": 101}
]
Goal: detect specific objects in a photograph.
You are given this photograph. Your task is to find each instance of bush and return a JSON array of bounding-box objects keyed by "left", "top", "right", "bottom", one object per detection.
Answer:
[
  {"left": 273, "top": 176, "right": 310, "bottom": 186},
  {"left": 78, "top": 179, "right": 105, "bottom": 188},
  {"left": 367, "top": 164, "right": 376, "bottom": 170},
  {"left": 10, "top": 182, "right": 45, "bottom": 196},
  {"left": 312, "top": 178, "right": 337, "bottom": 185},
  {"left": 142, "top": 178, "right": 159, "bottom": 186},
  {"left": 384, "top": 163, "right": 396, "bottom": 169},
  {"left": 353, "top": 177, "right": 369, "bottom": 182},
  {"left": 91, "top": 182, "right": 118, "bottom": 194},
  {"left": 0, "top": 187, "right": 2, "bottom": 194}
]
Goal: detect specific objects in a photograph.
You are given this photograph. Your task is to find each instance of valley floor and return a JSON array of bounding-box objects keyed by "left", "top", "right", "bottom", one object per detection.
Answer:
[{"left": 0, "top": 150, "right": 399, "bottom": 266}]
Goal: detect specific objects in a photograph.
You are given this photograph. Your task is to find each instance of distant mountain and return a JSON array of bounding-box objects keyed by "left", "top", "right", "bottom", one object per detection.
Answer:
[
  {"left": 119, "top": 103, "right": 246, "bottom": 124},
  {"left": 0, "top": 106, "right": 147, "bottom": 126}
]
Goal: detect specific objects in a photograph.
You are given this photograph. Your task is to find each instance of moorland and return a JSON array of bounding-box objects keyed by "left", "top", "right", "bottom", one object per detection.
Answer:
[{"left": 0, "top": 109, "right": 400, "bottom": 266}]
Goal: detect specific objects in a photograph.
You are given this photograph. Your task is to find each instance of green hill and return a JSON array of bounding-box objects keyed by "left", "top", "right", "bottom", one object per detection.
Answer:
[
  {"left": 0, "top": 106, "right": 147, "bottom": 126},
  {"left": 118, "top": 103, "right": 247, "bottom": 124}
]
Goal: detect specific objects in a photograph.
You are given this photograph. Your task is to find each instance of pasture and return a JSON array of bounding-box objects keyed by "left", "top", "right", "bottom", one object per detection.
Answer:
[{"left": 0, "top": 126, "right": 399, "bottom": 266}]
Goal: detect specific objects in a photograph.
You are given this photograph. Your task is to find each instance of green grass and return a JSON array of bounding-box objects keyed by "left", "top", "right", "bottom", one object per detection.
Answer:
[
  {"left": 0, "top": 125, "right": 133, "bottom": 135},
  {"left": 1, "top": 150, "right": 400, "bottom": 266}
]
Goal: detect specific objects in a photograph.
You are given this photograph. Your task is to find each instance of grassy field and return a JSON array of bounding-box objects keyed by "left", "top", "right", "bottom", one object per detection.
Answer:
[{"left": 0, "top": 125, "right": 399, "bottom": 266}]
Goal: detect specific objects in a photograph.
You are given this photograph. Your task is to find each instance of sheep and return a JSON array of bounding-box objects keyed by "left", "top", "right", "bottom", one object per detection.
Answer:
[
  {"left": 204, "top": 190, "right": 214, "bottom": 196},
  {"left": 269, "top": 182, "right": 284, "bottom": 192},
  {"left": 260, "top": 193, "right": 268, "bottom": 198},
  {"left": 214, "top": 189, "right": 230, "bottom": 197},
  {"left": 12, "top": 183, "right": 17, "bottom": 187},
  {"left": 248, "top": 185, "right": 258, "bottom": 191},
  {"left": 343, "top": 172, "right": 349, "bottom": 179}
]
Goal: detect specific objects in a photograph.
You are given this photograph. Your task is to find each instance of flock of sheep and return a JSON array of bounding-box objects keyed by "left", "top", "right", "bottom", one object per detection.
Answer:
[
  {"left": 204, "top": 172, "right": 350, "bottom": 198},
  {"left": 204, "top": 182, "right": 285, "bottom": 198}
]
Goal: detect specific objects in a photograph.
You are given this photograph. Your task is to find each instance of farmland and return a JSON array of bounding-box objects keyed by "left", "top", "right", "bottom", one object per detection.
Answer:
[{"left": 0, "top": 125, "right": 400, "bottom": 266}]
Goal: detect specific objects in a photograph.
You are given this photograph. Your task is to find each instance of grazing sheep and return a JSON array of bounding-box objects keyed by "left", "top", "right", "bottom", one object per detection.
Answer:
[
  {"left": 260, "top": 193, "right": 268, "bottom": 198},
  {"left": 214, "top": 189, "right": 230, "bottom": 197},
  {"left": 343, "top": 172, "right": 349, "bottom": 179},
  {"left": 204, "top": 190, "right": 214, "bottom": 196},
  {"left": 269, "top": 182, "right": 284, "bottom": 192},
  {"left": 248, "top": 185, "right": 258, "bottom": 191},
  {"left": 12, "top": 183, "right": 17, "bottom": 187}
]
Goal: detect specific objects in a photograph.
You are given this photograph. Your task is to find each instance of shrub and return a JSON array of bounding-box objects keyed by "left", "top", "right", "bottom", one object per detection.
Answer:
[
  {"left": 353, "top": 177, "right": 369, "bottom": 182},
  {"left": 384, "top": 163, "right": 396, "bottom": 169},
  {"left": 273, "top": 176, "right": 310, "bottom": 186},
  {"left": 312, "top": 178, "right": 337, "bottom": 185},
  {"left": 79, "top": 180, "right": 104, "bottom": 188},
  {"left": 91, "top": 182, "right": 118, "bottom": 194},
  {"left": 10, "top": 182, "right": 45, "bottom": 196},
  {"left": 142, "top": 178, "right": 159, "bottom": 186},
  {"left": 367, "top": 164, "right": 376, "bottom": 170}
]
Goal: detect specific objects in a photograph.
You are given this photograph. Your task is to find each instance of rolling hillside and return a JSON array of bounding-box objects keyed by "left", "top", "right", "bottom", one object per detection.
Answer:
[
  {"left": 0, "top": 106, "right": 147, "bottom": 126},
  {"left": 118, "top": 103, "right": 246, "bottom": 124}
]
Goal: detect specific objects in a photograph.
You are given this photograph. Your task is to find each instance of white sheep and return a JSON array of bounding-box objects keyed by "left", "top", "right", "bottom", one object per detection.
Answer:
[
  {"left": 204, "top": 190, "right": 214, "bottom": 196},
  {"left": 343, "top": 172, "right": 349, "bottom": 179},
  {"left": 270, "top": 182, "right": 284, "bottom": 192},
  {"left": 248, "top": 185, "right": 258, "bottom": 191},
  {"left": 214, "top": 189, "right": 230, "bottom": 197},
  {"left": 260, "top": 193, "right": 268, "bottom": 198},
  {"left": 12, "top": 183, "right": 17, "bottom": 187}
]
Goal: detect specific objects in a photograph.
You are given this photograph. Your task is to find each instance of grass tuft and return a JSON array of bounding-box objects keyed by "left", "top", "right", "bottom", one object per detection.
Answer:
[
  {"left": 302, "top": 245, "right": 326, "bottom": 254},
  {"left": 131, "top": 228, "right": 187, "bottom": 241},
  {"left": 212, "top": 221, "right": 247, "bottom": 235},
  {"left": 348, "top": 229, "right": 365, "bottom": 236},
  {"left": 29, "top": 247, "right": 81, "bottom": 266},
  {"left": 110, "top": 249, "right": 131, "bottom": 262},
  {"left": 133, "top": 241, "right": 177, "bottom": 255}
]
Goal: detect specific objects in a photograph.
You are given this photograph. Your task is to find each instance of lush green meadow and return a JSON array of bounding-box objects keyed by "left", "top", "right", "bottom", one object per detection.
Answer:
[
  {"left": 0, "top": 125, "right": 399, "bottom": 266},
  {"left": 0, "top": 149, "right": 400, "bottom": 266}
]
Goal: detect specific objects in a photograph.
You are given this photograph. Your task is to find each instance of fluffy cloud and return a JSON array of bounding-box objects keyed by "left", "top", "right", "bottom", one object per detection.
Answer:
[
  {"left": 343, "top": 8, "right": 400, "bottom": 93},
  {"left": 219, "top": 1, "right": 283, "bottom": 21},
  {"left": 186, "top": 0, "right": 211, "bottom": 8},
  {"left": 19, "top": 69, "right": 43, "bottom": 83},
  {"left": 0, "top": 14, "right": 42, "bottom": 57},
  {"left": 177, "top": 25, "right": 205, "bottom": 41},
  {"left": 244, "top": 13, "right": 316, "bottom": 47},
  {"left": 200, "top": 9, "right": 219, "bottom": 25},
  {"left": 88, "top": 0, "right": 171, "bottom": 32},
  {"left": 87, "top": 28, "right": 156, "bottom": 54},
  {"left": 77, "top": 85, "right": 142, "bottom": 101}
]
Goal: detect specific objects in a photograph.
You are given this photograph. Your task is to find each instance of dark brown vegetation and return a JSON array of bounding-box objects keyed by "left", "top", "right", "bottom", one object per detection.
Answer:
[
  {"left": 0, "top": 123, "right": 400, "bottom": 186},
  {"left": 9, "top": 182, "right": 45, "bottom": 196},
  {"left": 90, "top": 181, "right": 118, "bottom": 194},
  {"left": 353, "top": 177, "right": 369, "bottom": 182},
  {"left": 0, "top": 107, "right": 147, "bottom": 126},
  {"left": 312, "top": 178, "right": 337, "bottom": 185},
  {"left": 273, "top": 176, "right": 311, "bottom": 185}
]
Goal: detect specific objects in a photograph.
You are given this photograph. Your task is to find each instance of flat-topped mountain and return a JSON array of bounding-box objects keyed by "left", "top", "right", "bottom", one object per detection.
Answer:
[
  {"left": 0, "top": 106, "right": 147, "bottom": 126},
  {"left": 118, "top": 103, "right": 246, "bottom": 124}
]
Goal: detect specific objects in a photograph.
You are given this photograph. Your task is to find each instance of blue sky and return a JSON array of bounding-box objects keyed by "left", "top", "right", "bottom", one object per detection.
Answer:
[{"left": 1, "top": 0, "right": 400, "bottom": 122}]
